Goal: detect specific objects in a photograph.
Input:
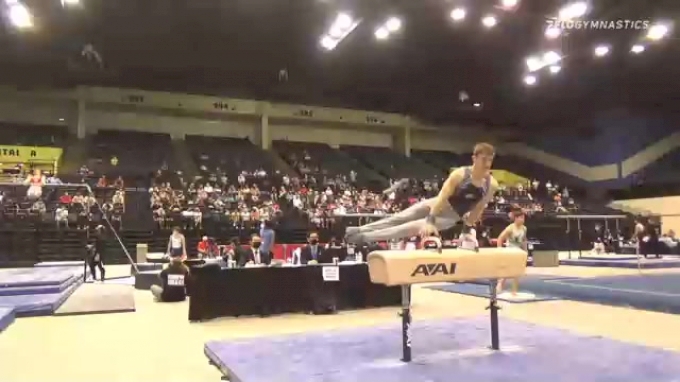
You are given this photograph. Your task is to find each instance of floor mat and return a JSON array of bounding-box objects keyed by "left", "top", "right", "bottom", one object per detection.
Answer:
[
  {"left": 205, "top": 316, "right": 680, "bottom": 382},
  {"left": 0, "top": 279, "right": 83, "bottom": 316},
  {"left": 427, "top": 283, "right": 560, "bottom": 303},
  {"left": 54, "top": 283, "right": 135, "bottom": 316},
  {"left": 0, "top": 307, "right": 14, "bottom": 333},
  {"left": 0, "top": 267, "right": 82, "bottom": 287}
]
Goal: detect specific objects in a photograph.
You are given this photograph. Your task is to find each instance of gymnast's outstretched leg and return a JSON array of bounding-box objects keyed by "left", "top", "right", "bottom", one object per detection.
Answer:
[
  {"left": 347, "top": 206, "right": 460, "bottom": 243},
  {"left": 346, "top": 198, "right": 434, "bottom": 239}
]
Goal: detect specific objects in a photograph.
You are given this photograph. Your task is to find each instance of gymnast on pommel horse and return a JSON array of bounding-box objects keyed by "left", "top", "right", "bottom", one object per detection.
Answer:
[{"left": 367, "top": 241, "right": 528, "bottom": 363}]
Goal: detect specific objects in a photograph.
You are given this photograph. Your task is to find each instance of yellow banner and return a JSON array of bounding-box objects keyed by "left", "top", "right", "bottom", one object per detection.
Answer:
[
  {"left": 491, "top": 170, "right": 528, "bottom": 186},
  {"left": 0, "top": 146, "right": 62, "bottom": 163},
  {"left": 449, "top": 167, "right": 528, "bottom": 186}
]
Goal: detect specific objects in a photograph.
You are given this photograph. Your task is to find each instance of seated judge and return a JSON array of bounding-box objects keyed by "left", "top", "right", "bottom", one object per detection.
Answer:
[
  {"left": 240, "top": 233, "right": 272, "bottom": 266},
  {"left": 197, "top": 236, "right": 217, "bottom": 259},
  {"left": 150, "top": 257, "right": 191, "bottom": 302},
  {"left": 300, "top": 232, "right": 324, "bottom": 265}
]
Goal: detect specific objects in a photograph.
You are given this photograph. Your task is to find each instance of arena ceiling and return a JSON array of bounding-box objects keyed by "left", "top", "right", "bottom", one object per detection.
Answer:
[{"left": 0, "top": 0, "right": 678, "bottom": 133}]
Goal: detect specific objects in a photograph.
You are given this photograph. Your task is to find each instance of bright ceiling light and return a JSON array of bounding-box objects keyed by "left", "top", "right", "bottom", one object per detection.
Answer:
[
  {"left": 385, "top": 17, "right": 402, "bottom": 32},
  {"left": 61, "top": 0, "right": 80, "bottom": 6},
  {"left": 594, "top": 45, "right": 610, "bottom": 57},
  {"left": 558, "top": 2, "right": 588, "bottom": 21},
  {"left": 523, "top": 75, "right": 537, "bottom": 86},
  {"left": 450, "top": 8, "right": 466, "bottom": 21},
  {"left": 647, "top": 23, "right": 670, "bottom": 41},
  {"left": 630, "top": 44, "right": 645, "bottom": 54},
  {"left": 525, "top": 56, "right": 543, "bottom": 72},
  {"left": 482, "top": 15, "right": 498, "bottom": 28},
  {"left": 374, "top": 27, "right": 389, "bottom": 40},
  {"left": 500, "top": 0, "right": 519, "bottom": 9},
  {"left": 543, "top": 51, "right": 561, "bottom": 65},
  {"left": 8, "top": 3, "right": 33, "bottom": 29},
  {"left": 320, "top": 35, "right": 338, "bottom": 50},
  {"left": 4, "top": 0, "right": 20, "bottom": 5},
  {"left": 335, "top": 13, "right": 354, "bottom": 29},
  {"left": 549, "top": 65, "right": 561, "bottom": 74},
  {"left": 545, "top": 25, "right": 561, "bottom": 39}
]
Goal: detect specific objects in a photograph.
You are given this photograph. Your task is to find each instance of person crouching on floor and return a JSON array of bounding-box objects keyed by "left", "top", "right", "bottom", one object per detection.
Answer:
[{"left": 151, "top": 257, "right": 191, "bottom": 302}]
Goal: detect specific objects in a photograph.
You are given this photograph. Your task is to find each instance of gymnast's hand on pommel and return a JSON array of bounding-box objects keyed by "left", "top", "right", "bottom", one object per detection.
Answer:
[{"left": 419, "top": 222, "right": 439, "bottom": 238}]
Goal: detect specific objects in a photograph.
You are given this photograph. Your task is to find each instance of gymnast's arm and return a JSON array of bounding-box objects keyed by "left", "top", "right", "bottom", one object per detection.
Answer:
[
  {"left": 428, "top": 168, "right": 465, "bottom": 218},
  {"left": 496, "top": 225, "right": 512, "bottom": 247},
  {"left": 465, "top": 177, "right": 498, "bottom": 225}
]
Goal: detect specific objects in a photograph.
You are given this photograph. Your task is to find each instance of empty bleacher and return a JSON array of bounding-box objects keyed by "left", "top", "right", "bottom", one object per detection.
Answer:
[
  {"left": 185, "top": 136, "right": 278, "bottom": 178},
  {"left": 87, "top": 130, "right": 174, "bottom": 182},
  {"left": 0, "top": 123, "right": 67, "bottom": 147},
  {"left": 272, "top": 141, "right": 385, "bottom": 187},
  {"left": 411, "top": 150, "right": 466, "bottom": 173},
  {"left": 340, "top": 145, "right": 441, "bottom": 179}
]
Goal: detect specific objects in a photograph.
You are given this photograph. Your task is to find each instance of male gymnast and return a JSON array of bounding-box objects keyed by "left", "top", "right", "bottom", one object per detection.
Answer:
[{"left": 345, "top": 142, "right": 498, "bottom": 243}]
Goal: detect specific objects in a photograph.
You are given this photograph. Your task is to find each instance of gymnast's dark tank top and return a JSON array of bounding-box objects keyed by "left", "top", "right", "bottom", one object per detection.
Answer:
[{"left": 447, "top": 167, "right": 490, "bottom": 216}]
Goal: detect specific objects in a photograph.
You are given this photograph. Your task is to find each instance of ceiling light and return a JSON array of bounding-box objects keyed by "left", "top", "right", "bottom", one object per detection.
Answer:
[
  {"left": 630, "top": 44, "right": 645, "bottom": 54},
  {"left": 525, "top": 56, "right": 543, "bottom": 72},
  {"left": 320, "top": 35, "right": 338, "bottom": 50},
  {"left": 8, "top": 3, "right": 33, "bottom": 29},
  {"left": 450, "top": 8, "right": 466, "bottom": 21},
  {"left": 335, "top": 13, "right": 354, "bottom": 29},
  {"left": 523, "top": 75, "right": 537, "bottom": 86},
  {"left": 557, "top": 1, "right": 588, "bottom": 21},
  {"left": 482, "top": 15, "right": 498, "bottom": 28},
  {"left": 646, "top": 23, "right": 670, "bottom": 41},
  {"left": 500, "top": 0, "right": 519, "bottom": 9},
  {"left": 385, "top": 17, "right": 402, "bottom": 32},
  {"left": 544, "top": 25, "right": 561, "bottom": 39},
  {"left": 543, "top": 51, "right": 561, "bottom": 65},
  {"left": 61, "top": 0, "right": 80, "bottom": 6},
  {"left": 473, "top": 102, "right": 481, "bottom": 107},
  {"left": 549, "top": 65, "right": 561, "bottom": 74},
  {"left": 374, "top": 27, "right": 389, "bottom": 40},
  {"left": 594, "top": 45, "right": 610, "bottom": 57}
]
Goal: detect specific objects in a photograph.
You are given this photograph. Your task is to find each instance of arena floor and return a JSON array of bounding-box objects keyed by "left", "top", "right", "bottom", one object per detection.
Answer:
[{"left": 0, "top": 266, "right": 679, "bottom": 382}]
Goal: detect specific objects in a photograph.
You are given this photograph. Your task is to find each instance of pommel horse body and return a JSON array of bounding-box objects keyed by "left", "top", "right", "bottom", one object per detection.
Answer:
[{"left": 367, "top": 245, "right": 528, "bottom": 362}]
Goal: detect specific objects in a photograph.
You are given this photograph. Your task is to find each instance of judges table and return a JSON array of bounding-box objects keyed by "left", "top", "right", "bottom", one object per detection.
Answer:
[{"left": 188, "top": 263, "right": 401, "bottom": 321}]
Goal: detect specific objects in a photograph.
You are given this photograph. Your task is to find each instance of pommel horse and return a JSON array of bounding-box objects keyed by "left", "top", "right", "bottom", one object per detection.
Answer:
[{"left": 367, "top": 239, "right": 527, "bottom": 363}]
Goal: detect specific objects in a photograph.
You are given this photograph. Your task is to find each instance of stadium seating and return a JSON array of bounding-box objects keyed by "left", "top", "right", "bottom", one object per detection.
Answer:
[
  {"left": 87, "top": 130, "right": 174, "bottom": 178},
  {"left": 0, "top": 123, "right": 67, "bottom": 147},
  {"left": 185, "top": 136, "right": 277, "bottom": 178},
  {"left": 340, "top": 145, "right": 441, "bottom": 179},
  {"left": 272, "top": 141, "right": 385, "bottom": 186}
]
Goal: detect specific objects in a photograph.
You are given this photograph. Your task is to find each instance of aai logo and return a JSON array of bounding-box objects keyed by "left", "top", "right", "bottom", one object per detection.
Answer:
[{"left": 410, "top": 263, "right": 457, "bottom": 277}]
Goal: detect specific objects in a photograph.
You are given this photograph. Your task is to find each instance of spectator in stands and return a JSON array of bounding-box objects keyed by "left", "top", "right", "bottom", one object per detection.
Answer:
[
  {"left": 299, "top": 232, "right": 323, "bottom": 265},
  {"left": 241, "top": 233, "right": 271, "bottom": 266},
  {"left": 259, "top": 219, "right": 275, "bottom": 254},
  {"left": 24, "top": 168, "right": 45, "bottom": 200},
  {"left": 59, "top": 192, "right": 72, "bottom": 205},
  {"left": 55, "top": 204, "right": 69, "bottom": 228},
  {"left": 150, "top": 257, "right": 190, "bottom": 302},
  {"left": 166, "top": 227, "right": 187, "bottom": 260},
  {"left": 113, "top": 176, "right": 125, "bottom": 189},
  {"left": 97, "top": 175, "right": 108, "bottom": 187},
  {"left": 197, "top": 236, "right": 217, "bottom": 259}
]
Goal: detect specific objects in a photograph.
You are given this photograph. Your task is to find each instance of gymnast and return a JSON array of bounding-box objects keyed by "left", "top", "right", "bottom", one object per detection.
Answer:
[
  {"left": 495, "top": 208, "right": 528, "bottom": 295},
  {"left": 345, "top": 142, "right": 499, "bottom": 243}
]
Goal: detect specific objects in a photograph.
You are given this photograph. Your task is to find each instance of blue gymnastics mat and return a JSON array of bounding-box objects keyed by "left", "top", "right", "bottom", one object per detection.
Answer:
[
  {"left": 0, "top": 307, "right": 15, "bottom": 333},
  {"left": 0, "top": 278, "right": 83, "bottom": 317},
  {"left": 427, "top": 283, "right": 560, "bottom": 303},
  {"left": 560, "top": 258, "right": 680, "bottom": 269},
  {"left": 0, "top": 275, "right": 81, "bottom": 296},
  {"left": 0, "top": 267, "right": 82, "bottom": 287},
  {"left": 205, "top": 316, "right": 680, "bottom": 382}
]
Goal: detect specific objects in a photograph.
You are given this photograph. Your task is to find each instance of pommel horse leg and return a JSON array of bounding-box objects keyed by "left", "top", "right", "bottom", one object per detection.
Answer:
[
  {"left": 400, "top": 285, "right": 412, "bottom": 362},
  {"left": 487, "top": 279, "right": 500, "bottom": 350}
]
